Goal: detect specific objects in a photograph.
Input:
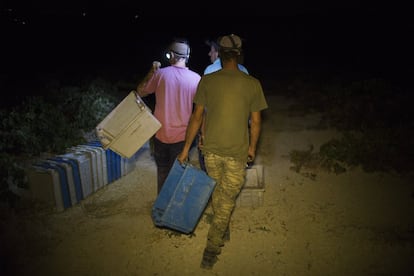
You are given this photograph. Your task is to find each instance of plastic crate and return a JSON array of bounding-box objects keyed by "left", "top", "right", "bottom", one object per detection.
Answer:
[
  {"left": 96, "top": 91, "right": 161, "bottom": 159},
  {"left": 236, "top": 165, "right": 265, "bottom": 207},
  {"left": 152, "top": 159, "right": 216, "bottom": 234}
]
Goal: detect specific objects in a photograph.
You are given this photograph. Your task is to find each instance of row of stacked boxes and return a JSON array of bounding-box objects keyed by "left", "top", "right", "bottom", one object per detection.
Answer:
[
  {"left": 27, "top": 140, "right": 139, "bottom": 212},
  {"left": 26, "top": 92, "right": 162, "bottom": 212}
]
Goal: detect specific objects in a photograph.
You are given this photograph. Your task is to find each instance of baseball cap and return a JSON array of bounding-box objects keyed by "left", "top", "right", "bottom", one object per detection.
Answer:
[
  {"left": 168, "top": 41, "right": 190, "bottom": 57},
  {"left": 218, "top": 34, "right": 242, "bottom": 53}
]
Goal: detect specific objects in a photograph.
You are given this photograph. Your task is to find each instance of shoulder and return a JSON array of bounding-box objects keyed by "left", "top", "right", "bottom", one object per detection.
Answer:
[
  {"left": 239, "top": 73, "right": 262, "bottom": 88},
  {"left": 156, "top": 66, "right": 171, "bottom": 75},
  {"left": 185, "top": 69, "right": 201, "bottom": 82},
  {"left": 204, "top": 62, "right": 221, "bottom": 75},
  {"left": 189, "top": 69, "right": 201, "bottom": 78},
  {"left": 237, "top": 64, "right": 249, "bottom": 74}
]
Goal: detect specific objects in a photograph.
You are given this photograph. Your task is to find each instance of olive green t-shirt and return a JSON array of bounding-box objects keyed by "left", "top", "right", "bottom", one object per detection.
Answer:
[{"left": 194, "top": 69, "right": 268, "bottom": 161}]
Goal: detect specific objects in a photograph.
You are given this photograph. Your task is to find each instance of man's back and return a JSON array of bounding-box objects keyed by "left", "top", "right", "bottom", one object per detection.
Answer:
[
  {"left": 177, "top": 34, "right": 268, "bottom": 270},
  {"left": 195, "top": 69, "right": 266, "bottom": 160},
  {"left": 146, "top": 65, "right": 200, "bottom": 143}
]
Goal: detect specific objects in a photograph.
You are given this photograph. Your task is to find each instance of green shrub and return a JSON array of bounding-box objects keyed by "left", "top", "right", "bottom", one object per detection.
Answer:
[
  {"left": 288, "top": 76, "right": 413, "bottom": 175},
  {"left": 0, "top": 78, "right": 119, "bottom": 206}
]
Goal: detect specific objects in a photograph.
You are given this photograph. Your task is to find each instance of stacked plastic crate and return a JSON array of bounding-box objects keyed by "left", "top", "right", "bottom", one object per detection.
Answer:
[
  {"left": 27, "top": 91, "right": 161, "bottom": 212},
  {"left": 27, "top": 140, "right": 139, "bottom": 212}
]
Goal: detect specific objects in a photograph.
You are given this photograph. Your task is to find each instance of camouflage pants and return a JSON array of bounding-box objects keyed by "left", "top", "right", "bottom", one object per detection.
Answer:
[{"left": 203, "top": 152, "right": 246, "bottom": 253}]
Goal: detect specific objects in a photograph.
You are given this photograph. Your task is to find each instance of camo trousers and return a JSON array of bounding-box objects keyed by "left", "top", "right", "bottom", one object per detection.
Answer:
[{"left": 203, "top": 152, "right": 246, "bottom": 253}]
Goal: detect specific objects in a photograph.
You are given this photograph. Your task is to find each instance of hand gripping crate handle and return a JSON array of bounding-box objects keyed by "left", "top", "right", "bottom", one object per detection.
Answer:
[
  {"left": 170, "top": 162, "right": 195, "bottom": 205},
  {"left": 133, "top": 91, "right": 150, "bottom": 112}
]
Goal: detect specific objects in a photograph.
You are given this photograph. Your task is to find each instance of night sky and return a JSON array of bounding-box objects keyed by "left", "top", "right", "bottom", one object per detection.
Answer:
[{"left": 1, "top": 2, "right": 413, "bottom": 98}]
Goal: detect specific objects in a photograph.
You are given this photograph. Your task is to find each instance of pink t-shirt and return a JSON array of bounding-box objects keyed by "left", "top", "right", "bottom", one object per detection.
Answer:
[{"left": 143, "top": 65, "right": 201, "bottom": 143}]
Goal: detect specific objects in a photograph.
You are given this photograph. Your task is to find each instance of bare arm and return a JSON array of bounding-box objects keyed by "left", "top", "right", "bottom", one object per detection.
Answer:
[
  {"left": 248, "top": 111, "right": 262, "bottom": 162},
  {"left": 198, "top": 109, "right": 206, "bottom": 148},
  {"left": 136, "top": 61, "right": 160, "bottom": 97},
  {"left": 177, "top": 104, "right": 205, "bottom": 164}
]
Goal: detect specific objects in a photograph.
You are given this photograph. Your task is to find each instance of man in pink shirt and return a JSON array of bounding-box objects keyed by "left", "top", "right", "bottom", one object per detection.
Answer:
[{"left": 136, "top": 38, "right": 201, "bottom": 194}]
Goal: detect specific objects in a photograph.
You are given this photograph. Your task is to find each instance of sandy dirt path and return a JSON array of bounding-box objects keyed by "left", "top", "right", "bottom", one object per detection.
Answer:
[{"left": 1, "top": 95, "right": 413, "bottom": 276}]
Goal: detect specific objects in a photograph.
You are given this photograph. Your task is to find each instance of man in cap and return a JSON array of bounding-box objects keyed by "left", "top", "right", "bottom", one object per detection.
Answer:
[
  {"left": 197, "top": 38, "right": 250, "bottom": 173},
  {"left": 136, "top": 38, "right": 201, "bottom": 194},
  {"left": 204, "top": 39, "right": 249, "bottom": 75},
  {"left": 177, "top": 34, "right": 268, "bottom": 269}
]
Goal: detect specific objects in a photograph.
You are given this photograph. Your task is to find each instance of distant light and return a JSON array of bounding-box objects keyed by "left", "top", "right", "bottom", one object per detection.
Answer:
[
  {"left": 82, "top": 12, "right": 87, "bottom": 17},
  {"left": 134, "top": 15, "right": 139, "bottom": 19},
  {"left": 12, "top": 17, "right": 27, "bottom": 25}
]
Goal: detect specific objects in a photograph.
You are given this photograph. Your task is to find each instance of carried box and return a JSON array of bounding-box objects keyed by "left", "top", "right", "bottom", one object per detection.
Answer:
[
  {"left": 96, "top": 91, "right": 161, "bottom": 159},
  {"left": 152, "top": 159, "right": 216, "bottom": 234},
  {"left": 236, "top": 164, "right": 265, "bottom": 207}
]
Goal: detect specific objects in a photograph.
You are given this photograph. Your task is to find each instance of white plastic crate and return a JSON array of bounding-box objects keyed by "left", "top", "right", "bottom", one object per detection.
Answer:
[{"left": 96, "top": 91, "right": 161, "bottom": 159}]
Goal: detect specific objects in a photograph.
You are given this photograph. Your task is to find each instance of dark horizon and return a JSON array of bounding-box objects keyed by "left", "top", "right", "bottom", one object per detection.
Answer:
[{"left": 2, "top": 7, "right": 413, "bottom": 104}]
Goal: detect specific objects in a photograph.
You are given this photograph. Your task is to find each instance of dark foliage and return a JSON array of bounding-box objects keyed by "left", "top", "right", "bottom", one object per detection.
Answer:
[
  {"left": 288, "top": 76, "right": 414, "bottom": 175},
  {"left": 0, "top": 78, "right": 120, "bottom": 205}
]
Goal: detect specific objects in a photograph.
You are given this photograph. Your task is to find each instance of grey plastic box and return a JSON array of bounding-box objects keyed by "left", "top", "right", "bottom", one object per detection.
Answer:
[{"left": 236, "top": 165, "right": 265, "bottom": 207}]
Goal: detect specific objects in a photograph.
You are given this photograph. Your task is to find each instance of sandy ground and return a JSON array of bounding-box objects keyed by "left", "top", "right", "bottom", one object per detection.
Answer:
[{"left": 1, "top": 94, "right": 414, "bottom": 276}]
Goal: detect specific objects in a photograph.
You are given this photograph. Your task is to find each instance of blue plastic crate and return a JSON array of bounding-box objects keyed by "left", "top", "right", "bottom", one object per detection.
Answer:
[{"left": 152, "top": 159, "right": 216, "bottom": 234}]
